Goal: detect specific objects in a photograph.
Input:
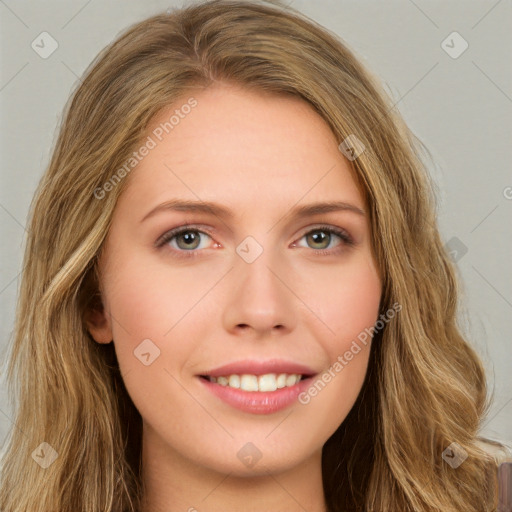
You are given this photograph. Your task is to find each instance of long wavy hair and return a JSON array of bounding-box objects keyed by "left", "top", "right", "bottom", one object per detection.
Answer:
[{"left": 0, "top": 1, "right": 506, "bottom": 510}]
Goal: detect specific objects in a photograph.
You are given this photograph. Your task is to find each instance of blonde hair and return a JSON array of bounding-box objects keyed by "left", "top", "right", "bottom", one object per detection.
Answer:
[{"left": 0, "top": 1, "right": 506, "bottom": 510}]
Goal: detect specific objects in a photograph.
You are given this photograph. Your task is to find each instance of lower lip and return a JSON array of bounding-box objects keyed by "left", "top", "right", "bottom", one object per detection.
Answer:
[{"left": 198, "top": 376, "right": 313, "bottom": 414}]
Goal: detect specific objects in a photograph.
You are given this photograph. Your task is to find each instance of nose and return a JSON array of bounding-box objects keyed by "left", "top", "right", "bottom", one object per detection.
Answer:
[{"left": 221, "top": 244, "right": 297, "bottom": 338}]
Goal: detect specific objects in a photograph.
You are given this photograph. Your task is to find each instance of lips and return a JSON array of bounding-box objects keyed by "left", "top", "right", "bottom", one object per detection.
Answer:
[
  {"left": 199, "top": 359, "right": 317, "bottom": 378},
  {"left": 199, "top": 376, "right": 314, "bottom": 414},
  {"left": 197, "top": 359, "right": 318, "bottom": 414}
]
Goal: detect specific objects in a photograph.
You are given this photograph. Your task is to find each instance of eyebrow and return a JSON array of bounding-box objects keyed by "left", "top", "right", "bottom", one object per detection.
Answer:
[{"left": 140, "top": 198, "right": 365, "bottom": 223}]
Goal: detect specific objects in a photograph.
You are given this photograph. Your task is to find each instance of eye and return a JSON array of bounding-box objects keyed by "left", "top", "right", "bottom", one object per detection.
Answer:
[
  {"left": 295, "top": 225, "right": 355, "bottom": 255},
  {"left": 155, "top": 225, "right": 214, "bottom": 257}
]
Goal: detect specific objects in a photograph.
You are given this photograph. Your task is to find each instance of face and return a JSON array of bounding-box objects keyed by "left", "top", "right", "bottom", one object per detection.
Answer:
[{"left": 87, "top": 83, "right": 382, "bottom": 477}]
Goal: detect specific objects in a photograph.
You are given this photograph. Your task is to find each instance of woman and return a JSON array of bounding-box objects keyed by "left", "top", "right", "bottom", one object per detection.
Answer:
[{"left": 0, "top": 0, "right": 506, "bottom": 510}]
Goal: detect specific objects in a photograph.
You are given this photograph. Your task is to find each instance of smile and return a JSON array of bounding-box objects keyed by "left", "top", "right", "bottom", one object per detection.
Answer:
[
  {"left": 203, "top": 373, "right": 303, "bottom": 392},
  {"left": 198, "top": 371, "right": 317, "bottom": 415}
]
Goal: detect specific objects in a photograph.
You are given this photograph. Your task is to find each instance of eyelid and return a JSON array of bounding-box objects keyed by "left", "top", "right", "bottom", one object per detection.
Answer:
[{"left": 300, "top": 224, "right": 353, "bottom": 242}]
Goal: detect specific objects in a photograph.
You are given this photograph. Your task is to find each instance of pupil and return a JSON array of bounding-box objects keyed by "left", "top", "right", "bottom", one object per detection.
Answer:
[
  {"left": 181, "top": 232, "right": 198, "bottom": 247},
  {"left": 310, "top": 231, "right": 328, "bottom": 248}
]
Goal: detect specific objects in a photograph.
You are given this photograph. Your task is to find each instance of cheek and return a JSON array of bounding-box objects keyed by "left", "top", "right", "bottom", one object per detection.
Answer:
[
  {"left": 294, "top": 269, "right": 381, "bottom": 439},
  {"left": 297, "top": 252, "right": 382, "bottom": 353},
  {"left": 296, "top": 256, "right": 381, "bottom": 430},
  {"left": 101, "top": 250, "right": 200, "bottom": 370},
  {"left": 332, "top": 267, "right": 381, "bottom": 345},
  {"left": 101, "top": 243, "right": 229, "bottom": 383}
]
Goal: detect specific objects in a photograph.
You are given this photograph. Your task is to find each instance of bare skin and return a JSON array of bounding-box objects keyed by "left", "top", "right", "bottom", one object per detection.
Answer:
[{"left": 86, "top": 82, "right": 382, "bottom": 511}]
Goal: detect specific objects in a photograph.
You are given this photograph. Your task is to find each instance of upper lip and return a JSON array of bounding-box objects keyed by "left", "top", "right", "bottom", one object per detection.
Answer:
[{"left": 199, "top": 359, "right": 317, "bottom": 378}]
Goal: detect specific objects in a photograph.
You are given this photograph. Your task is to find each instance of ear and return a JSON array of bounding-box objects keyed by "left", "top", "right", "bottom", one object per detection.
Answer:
[{"left": 84, "top": 303, "right": 113, "bottom": 344}]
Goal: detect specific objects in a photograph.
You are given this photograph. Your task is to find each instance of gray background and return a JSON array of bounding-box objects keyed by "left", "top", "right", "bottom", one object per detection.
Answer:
[{"left": 1, "top": 0, "right": 511, "bottom": 450}]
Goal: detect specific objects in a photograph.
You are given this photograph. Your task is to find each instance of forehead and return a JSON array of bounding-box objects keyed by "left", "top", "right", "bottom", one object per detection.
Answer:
[{"left": 121, "top": 83, "right": 365, "bottom": 214}]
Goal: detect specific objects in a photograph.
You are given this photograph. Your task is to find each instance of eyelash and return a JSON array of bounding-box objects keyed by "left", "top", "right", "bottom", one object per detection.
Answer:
[{"left": 155, "top": 224, "right": 355, "bottom": 259}]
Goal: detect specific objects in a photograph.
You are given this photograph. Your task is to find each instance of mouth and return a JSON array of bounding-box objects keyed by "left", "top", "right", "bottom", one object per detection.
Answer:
[
  {"left": 198, "top": 373, "right": 315, "bottom": 414},
  {"left": 198, "top": 372, "right": 315, "bottom": 392},
  {"left": 196, "top": 360, "right": 317, "bottom": 414}
]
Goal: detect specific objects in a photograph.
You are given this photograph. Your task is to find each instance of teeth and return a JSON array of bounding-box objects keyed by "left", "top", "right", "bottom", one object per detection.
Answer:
[
  {"left": 217, "top": 376, "right": 228, "bottom": 386},
  {"left": 207, "top": 373, "right": 303, "bottom": 392},
  {"left": 228, "top": 375, "right": 240, "bottom": 388},
  {"left": 258, "top": 374, "right": 277, "bottom": 392},
  {"left": 240, "top": 374, "right": 259, "bottom": 391},
  {"left": 276, "top": 373, "right": 287, "bottom": 388},
  {"left": 286, "top": 374, "right": 299, "bottom": 387}
]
